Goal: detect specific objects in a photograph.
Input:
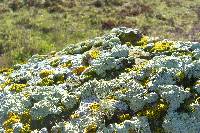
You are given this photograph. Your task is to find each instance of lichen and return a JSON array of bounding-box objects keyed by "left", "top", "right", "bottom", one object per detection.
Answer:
[
  {"left": 9, "top": 83, "right": 27, "bottom": 93},
  {"left": 39, "top": 70, "right": 54, "bottom": 78},
  {"left": 150, "top": 41, "right": 174, "bottom": 53},
  {"left": 0, "top": 27, "right": 200, "bottom": 132}
]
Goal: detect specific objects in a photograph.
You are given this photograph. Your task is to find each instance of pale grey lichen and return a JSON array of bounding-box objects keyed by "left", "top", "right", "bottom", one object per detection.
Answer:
[
  {"left": 30, "top": 100, "right": 62, "bottom": 120},
  {"left": 103, "top": 116, "right": 151, "bottom": 133}
]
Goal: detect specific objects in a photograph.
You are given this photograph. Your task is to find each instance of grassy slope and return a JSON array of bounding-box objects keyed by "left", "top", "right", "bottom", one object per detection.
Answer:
[{"left": 0, "top": 0, "right": 199, "bottom": 67}]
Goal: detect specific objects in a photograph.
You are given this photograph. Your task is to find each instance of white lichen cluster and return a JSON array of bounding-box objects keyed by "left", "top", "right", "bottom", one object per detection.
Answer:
[{"left": 0, "top": 27, "right": 200, "bottom": 132}]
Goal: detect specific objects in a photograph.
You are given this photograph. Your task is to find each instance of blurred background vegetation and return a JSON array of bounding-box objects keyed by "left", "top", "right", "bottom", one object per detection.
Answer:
[{"left": 0, "top": 0, "right": 199, "bottom": 67}]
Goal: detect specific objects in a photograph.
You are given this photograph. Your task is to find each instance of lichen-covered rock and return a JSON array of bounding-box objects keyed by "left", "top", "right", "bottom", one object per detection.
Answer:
[
  {"left": 103, "top": 116, "right": 151, "bottom": 133},
  {"left": 0, "top": 27, "right": 200, "bottom": 132}
]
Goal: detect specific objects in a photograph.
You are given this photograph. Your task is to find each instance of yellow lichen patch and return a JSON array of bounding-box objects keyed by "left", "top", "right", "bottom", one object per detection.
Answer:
[
  {"left": 72, "top": 66, "right": 87, "bottom": 75},
  {"left": 50, "top": 58, "right": 60, "bottom": 67},
  {"left": 89, "top": 49, "right": 100, "bottom": 59},
  {"left": 23, "top": 92, "right": 31, "bottom": 98},
  {"left": 141, "top": 78, "right": 149, "bottom": 88},
  {"left": 132, "top": 60, "right": 148, "bottom": 73},
  {"left": 0, "top": 79, "right": 11, "bottom": 91},
  {"left": 89, "top": 102, "right": 101, "bottom": 112},
  {"left": 21, "top": 123, "right": 31, "bottom": 133},
  {"left": 136, "top": 101, "right": 168, "bottom": 119},
  {"left": 120, "top": 88, "right": 129, "bottom": 94},
  {"left": 195, "top": 97, "right": 200, "bottom": 104},
  {"left": 105, "top": 95, "right": 117, "bottom": 100},
  {"left": 61, "top": 60, "right": 73, "bottom": 68},
  {"left": 194, "top": 81, "right": 200, "bottom": 85},
  {"left": 3, "top": 110, "right": 32, "bottom": 133},
  {"left": 3, "top": 112, "right": 20, "bottom": 132},
  {"left": 70, "top": 113, "right": 80, "bottom": 119},
  {"left": 0, "top": 68, "right": 13, "bottom": 74},
  {"left": 9, "top": 83, "right": 27, "bottom": 93},
  {"left": 177, "top": 51, "right": 193, "bottom": 57},
  {"left": 21, "top": 110, "right": 32, "bottom": 124},
  {"left": 118, "top": 113, "right": 131, "bottom": 122},
  {"left": 39, "top": 70, "right": 54, "bottom": 78},
  {"left": 84, "top": 123, "right": 98, "bottom": 133},
  {"left": 114, "top": 87, "right": 129, "bottom": 94},
  {"left": 37, "top": 77, "right": 54, "bottom": 86},
  {"left": 176, "top": 71, "right": 185, "bottom": 82},
  {"left": 151, "top": 41, "right": 174, "bottom": 53},
  {"left": 137, "top": 35, "right": 149, "bottom": 47}
]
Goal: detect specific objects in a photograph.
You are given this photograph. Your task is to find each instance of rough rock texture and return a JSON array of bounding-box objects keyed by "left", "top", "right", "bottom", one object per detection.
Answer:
[{"left": 0, "top": 27, "right": 200, "bottom": 133}]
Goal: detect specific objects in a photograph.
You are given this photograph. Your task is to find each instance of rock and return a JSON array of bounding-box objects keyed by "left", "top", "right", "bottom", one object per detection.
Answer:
[{"left": 0, "top": 27, "right": 200, "bottom": 133}]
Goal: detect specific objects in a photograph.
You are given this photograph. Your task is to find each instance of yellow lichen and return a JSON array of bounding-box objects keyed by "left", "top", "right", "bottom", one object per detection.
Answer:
[
  {"left": 70, "top": 113, "right": 80, "bottom": 119},
  {"left": 151, "top": 41, "right": 174, "bottom": 52},
  {"left": 195, "top": 97, "right": 200, "bottom": 104},
  {"left": 3, "top": 110, "right": 32, "bottom": 133},
  {"left": 9, "top": 83, "right": 27, "bottom": 93},
  {"left": 177, "top": 51, "right": 193, "bottom": 57},
  {"left": 141, "top": 78, "right": 149, "bottom": 88},
  {"left": 89, "top": 49, "right": 100, "bottom": 59},
  {"left": 105, "top": 95, "right": 117, "bottom": 100},
  {"left": 132, "top": 60, "right": 148, "bottom": 73},
  {"left": 39, "top": 70, "right": 53, "bottom": 78},
  {"left": 0, "top": 68, "right": 13, "bottom": 74},
  {"left": 120, "top": 88, "right": 129, "bottom": 94},
  {"left": 137, "top": 35, "right": 149, "bottom": 47},
  {"left": 89, "top": 102, "right": 101, "bottom": 112},
  {"left": 195, "top": 81, "right": 200, "bottom": 85},
  {"left": 50, "top": 58, "right": 60, "bottom": 67},
  {"left": 37, "top": 77, "right": 54, "bottom": 86},
  {"left": 3, "top": 113, "right": 20, "bottom": 132},
  {"left": 0, "top": 79, "right": 11, "bottom": 91},
  {"left": 72, "top": 66, "right": 87, "bottom": 75},
  {"left": 118, "top": 113, "right": 131, "bottom": 122},
  {"left": 20, "top": 123, "right": 31, "bottom": 133},
  {"left": 23, "top": 92, "right": 31, "bottom": 98},
  {"left": 136, "top": 101, "right": 168, "bottom": 119},
  {"left": 61, "top": 60, "right": 73, "bottom": 68},
  {"left": 84, "top": 123, "right": 97, "bottom": 133},
  {"left": 176, "top": 71, "right": 185, "bottom": 82}
]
